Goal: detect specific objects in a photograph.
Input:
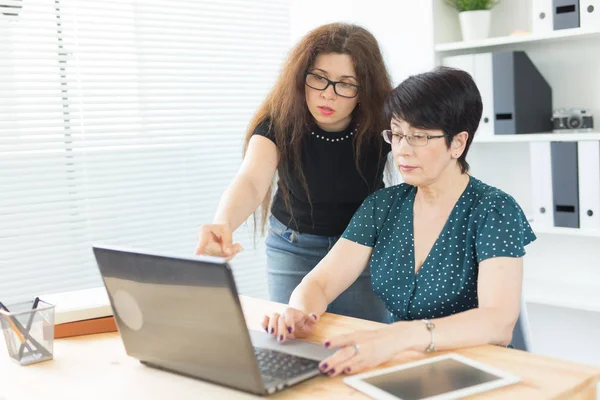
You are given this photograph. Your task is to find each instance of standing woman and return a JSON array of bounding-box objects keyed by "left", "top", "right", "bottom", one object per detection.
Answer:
[{"left": 196, "top": 23, "right": 393, "bottom": 322}]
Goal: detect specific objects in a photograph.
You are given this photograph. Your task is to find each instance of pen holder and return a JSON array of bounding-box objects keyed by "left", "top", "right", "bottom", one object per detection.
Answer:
[{"left": 0, "top": 300, "right": 55, "bottom": 365}]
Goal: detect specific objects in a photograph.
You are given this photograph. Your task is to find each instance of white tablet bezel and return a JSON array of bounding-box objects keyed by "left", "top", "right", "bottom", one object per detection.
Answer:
[{"left": 343, "top": 353, "right": 521, "bottom": 400}]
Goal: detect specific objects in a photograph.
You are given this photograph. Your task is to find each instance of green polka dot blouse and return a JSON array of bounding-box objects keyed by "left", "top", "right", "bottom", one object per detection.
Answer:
[{"left": 341, "top": 175, "right": 536, "bottom": 322}]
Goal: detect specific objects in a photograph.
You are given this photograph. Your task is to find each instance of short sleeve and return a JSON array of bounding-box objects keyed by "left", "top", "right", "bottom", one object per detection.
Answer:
[
  {"left": 475, "top": 193, "right": 536, "bottom": 263},
  {"left": 341, "top": 194, "right": 378, "bottom": 246},
  {"left": 341, "top": 187, "right": 397, "bottom": 247},
  {"left": 252, "top": 119, "right": 276, "bottom": 145}
]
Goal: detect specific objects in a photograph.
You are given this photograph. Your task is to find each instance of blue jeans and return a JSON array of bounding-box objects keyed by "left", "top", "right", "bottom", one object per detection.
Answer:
[{"left": 265, "top": 215, "right": 390, "bottom": 323}]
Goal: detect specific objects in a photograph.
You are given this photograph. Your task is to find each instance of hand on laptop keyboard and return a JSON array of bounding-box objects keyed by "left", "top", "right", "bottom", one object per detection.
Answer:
[
  {"left": 254, "top": 347, "right": 319, "bottom": 382},
  {"left": 262, "top": 307, "right": 319, "bottom": 343}
]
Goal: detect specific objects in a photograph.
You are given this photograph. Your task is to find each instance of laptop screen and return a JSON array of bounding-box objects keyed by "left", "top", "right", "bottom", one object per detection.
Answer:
[{"left": 93, "top": 246, "right": 264, "bottom": 393}]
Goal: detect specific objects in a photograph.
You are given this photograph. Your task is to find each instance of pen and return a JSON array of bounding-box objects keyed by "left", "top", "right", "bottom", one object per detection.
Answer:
[{"left": 17, "top": 297, "right": 40, "bottom": 359}]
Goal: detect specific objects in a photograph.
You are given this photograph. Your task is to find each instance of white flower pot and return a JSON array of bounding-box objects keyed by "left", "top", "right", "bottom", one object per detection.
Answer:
[{"left": 459, "top": 10, "right": 492, "bottom": 41}]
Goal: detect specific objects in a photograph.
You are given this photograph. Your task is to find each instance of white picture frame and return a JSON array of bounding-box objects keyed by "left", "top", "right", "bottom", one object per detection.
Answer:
[{"left": 343, "top": 353, "right": 521, "bottom": 400}]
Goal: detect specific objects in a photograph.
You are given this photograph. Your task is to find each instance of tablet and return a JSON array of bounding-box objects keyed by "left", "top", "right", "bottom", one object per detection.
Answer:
[{"left": 343, "top": 353, "right": 521, "bottom": 400}]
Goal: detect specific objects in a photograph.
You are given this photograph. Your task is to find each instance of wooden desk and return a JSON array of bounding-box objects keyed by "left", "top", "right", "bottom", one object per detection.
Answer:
[{"left": 1, "top": 296, "right": 599, "bottom": 400}]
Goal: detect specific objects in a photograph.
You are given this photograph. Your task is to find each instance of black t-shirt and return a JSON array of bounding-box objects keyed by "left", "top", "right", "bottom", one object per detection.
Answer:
[{"left": 253, "top": 119, "right": 390, "bottom": 237}]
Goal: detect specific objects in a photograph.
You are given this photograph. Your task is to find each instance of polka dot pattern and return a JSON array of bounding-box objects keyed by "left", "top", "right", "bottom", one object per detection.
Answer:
[{"left": 341, "top": 176, "right": 536, "bottom": 322}]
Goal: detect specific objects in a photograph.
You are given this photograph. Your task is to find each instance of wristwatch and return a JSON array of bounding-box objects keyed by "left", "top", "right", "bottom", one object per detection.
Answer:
[{"left": 423, "top": 319, "right": 436, "bottom": 353}]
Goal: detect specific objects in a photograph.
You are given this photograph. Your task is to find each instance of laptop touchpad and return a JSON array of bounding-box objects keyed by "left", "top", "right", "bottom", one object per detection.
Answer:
[{"left": 249, "top": 330, "right": 336, "bottom": 361}]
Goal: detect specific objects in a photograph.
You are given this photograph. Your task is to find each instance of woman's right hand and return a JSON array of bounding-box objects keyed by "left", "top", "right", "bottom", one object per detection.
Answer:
[
  {"left": 195, "top": 224, "right": 243, "bottom": 261},
  {"left": 262, "top": 307, "right": 320, "bottom": 342}
]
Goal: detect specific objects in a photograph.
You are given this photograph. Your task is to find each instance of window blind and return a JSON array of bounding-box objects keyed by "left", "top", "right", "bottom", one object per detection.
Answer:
[{"left": 0, "top": 0, "right": 289, "bottom": 304}]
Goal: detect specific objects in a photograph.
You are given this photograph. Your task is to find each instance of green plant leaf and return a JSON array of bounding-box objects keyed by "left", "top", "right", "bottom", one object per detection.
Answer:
[{"left": 444, "top": 0, "right": 501, "bottom": 12}]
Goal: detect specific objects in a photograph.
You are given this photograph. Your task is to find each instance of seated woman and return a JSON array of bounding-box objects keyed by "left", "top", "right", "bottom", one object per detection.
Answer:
[{"left": 261, "top": 66, "right": 536, "bottom": 377}]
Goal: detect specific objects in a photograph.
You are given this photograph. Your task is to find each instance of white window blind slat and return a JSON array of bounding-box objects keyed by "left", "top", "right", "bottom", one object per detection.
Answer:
[
  {"left": 0, "top": 0, "right": 289, "bottom": 303},
  {"left": 2, "top": 183, "right": 236, "bottom": 202}
]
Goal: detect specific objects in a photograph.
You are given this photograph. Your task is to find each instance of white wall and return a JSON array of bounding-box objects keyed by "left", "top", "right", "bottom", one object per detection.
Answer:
[{"left": 433, "top": 0, "right": 532, "bottom": 44}]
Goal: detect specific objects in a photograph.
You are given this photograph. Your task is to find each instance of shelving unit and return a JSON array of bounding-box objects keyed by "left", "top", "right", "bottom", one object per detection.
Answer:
[
  {"left": 531, "top": 224, "right": 600, "bottom": 238},
  {"left": 524, "top": 279, "right": 600, "bottom": 314},
  {"left": 431, "top": 0, "right": 600, "bottom": 330},
  {"left": 473, "top": 132, "right": 600, "bottom": 143},
  {"left": 435, "top": 26, "right": 600, "bottom": 53}
]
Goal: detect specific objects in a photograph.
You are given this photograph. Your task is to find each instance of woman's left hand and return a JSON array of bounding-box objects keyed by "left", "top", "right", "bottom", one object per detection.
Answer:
[{"left": 317, "top": 325, "right": 407, "bottom": 377}]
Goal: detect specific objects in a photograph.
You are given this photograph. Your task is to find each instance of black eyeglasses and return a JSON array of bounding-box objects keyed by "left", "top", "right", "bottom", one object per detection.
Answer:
[
  {"left": 382, "top": 130, "right": 447, "bottom": 147},
  {"left": 304, "top": 72, "right": 360, "bottom": 98}
]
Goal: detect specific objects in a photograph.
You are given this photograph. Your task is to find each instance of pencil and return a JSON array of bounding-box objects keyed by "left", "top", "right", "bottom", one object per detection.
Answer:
[{"left": 0, "top": 302, "right": 27, "bottom": 343}]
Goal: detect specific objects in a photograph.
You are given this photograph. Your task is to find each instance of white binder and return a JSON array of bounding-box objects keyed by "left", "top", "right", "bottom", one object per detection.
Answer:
[
  {"left": 442, "top": 54, "right": 493, "bottom": 140},
  {"left": 530, "top": 142, "right": 554, "bottom": 228},
  {"left": 442, "top": 54, "right": 475, "bottom": 74},
  {"left": 532, "top": 0, "right": 554, "bottom": 33},
  {"left": 580, "top": 1, "right": 600, "bottom": 28},
  {"left": 577, "top": 141, "right": 600, "bottom": 229},
  {"left": 473, "top": 53, "right": 494, "bottom": 140}
]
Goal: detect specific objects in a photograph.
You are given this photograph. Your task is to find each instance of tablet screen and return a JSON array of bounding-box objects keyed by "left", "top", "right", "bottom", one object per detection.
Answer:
[{"left": 362, "top": 358, "right": 503, "bottom": 400}]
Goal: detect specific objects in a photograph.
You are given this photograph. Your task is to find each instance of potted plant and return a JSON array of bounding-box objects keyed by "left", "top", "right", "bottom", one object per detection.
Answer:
[{"left": 446, "top": 0, "right": 501, "bottom": 41}]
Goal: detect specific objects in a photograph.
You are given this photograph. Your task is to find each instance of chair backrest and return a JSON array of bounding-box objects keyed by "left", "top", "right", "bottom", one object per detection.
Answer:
[{"left": 510, "top": 297, "right": 532, "bottom": 351}]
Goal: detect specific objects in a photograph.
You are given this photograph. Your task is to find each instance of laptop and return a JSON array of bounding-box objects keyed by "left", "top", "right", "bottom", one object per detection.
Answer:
[{"left": 92, "top": 245, "right": 336, "bottom": 396}]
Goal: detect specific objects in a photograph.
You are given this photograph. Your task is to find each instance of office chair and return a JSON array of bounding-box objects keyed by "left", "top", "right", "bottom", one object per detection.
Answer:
[{"left": 510, "top": 297, "right": 532, "bottom": 351}]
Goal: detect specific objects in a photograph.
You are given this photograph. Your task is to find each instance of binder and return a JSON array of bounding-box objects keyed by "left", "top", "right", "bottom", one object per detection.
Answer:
[
  {"left": 441, "top": 54, "right": 493, "bottom": 139},
  {"left": 577, "top": 141, "right": 600, "bottom": 229},
  {"left": 443, "top": 52, "right": 552, "bottom": 136},
  {"left": 474, "top": 53, "right": 494, "bottom": 139},
  {"left": 533, "top": 0, "right": 555, "bottom": 33},
  {"left": 530, "top": 142, "right": 555, "bottom": 228},
  {"left": 580, "top": 1, "right": 600, "bottom": 28},
  {"left": 492, "top": 52, "right": 553, "bottom": 135},
  {"left": 553, "top": 0, "right": 580, "bottom": 30},
  {"left": 550, "top": 142, "right": 580, "bottom": 228},
  {"left": 54, "top": 316, "right": 117, "bottom": 339},
  {"left": 40, "top": 287, "right": 112, "bottom": 324},
  {"left": 441, "top": 54, "right": 474, "bottom": 73}
]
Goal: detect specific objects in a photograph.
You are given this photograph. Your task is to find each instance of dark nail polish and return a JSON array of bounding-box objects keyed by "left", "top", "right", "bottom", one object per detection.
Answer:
[
  {"left": 320, "top": 363, "right": 328, "bottom": 370},
  {"left": 345, "top": 367, "right": 351, "bottom": 373},
  {"left": 270, "top": 327, "right": 274, "bottom": 334},
  {"left": 328, "top": 368, "right": 336, "bottom": 375},
  {"left": 324, "top": 341, "right": 330, "bottom": 348},
  {"left": 287, "top": 327, "right": 292, "bottom": 334},
  {"left": 264, "top": 327, "right": 268, "bottom": 332},
  {"left": 279, "top": 335, "right": 283, "bottom": 342}
]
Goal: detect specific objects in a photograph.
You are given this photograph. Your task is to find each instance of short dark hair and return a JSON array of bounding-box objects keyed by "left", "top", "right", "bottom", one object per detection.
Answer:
[{"left": 384, "top": 66, "right": 483, "bottom": 173}]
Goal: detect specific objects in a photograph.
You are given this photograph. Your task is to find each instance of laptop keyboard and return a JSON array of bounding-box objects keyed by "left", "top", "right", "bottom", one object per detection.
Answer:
[{"left": 254, "top": 347, "right": 320, "bottom": 382}]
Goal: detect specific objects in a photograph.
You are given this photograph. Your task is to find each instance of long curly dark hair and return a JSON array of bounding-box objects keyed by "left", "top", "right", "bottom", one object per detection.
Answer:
[{"left": 244, "top": 23, "right": 392, "bottom": 232}]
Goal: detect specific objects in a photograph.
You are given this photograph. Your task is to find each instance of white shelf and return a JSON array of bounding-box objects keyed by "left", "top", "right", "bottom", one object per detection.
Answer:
[
  {"left": 531, "top": 225, "right": 600, "bottom": 238},
  {"left": 435, "top": 27, "right": 600, "bottom": 53},
  {"left": 525, "top": 279, "right": 600, "bottom": 314},
  {"left": 472, "top": 132, "right": 600, "bottom": 144}
]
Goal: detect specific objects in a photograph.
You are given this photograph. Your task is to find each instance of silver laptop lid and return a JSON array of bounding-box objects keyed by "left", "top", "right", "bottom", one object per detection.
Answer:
[{"left": 92, "top": 245, "right": 264, "bottom": 394}]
